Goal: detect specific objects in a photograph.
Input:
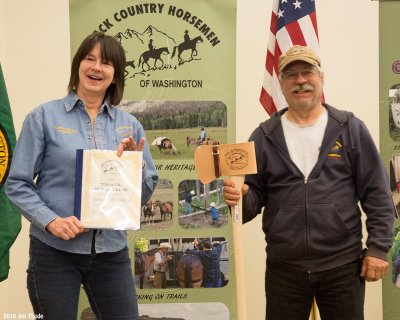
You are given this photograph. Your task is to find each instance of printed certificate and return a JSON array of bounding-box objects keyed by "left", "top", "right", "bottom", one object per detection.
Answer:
[{"left": 74, "top": 149, "right": 142, "bottom": 230}]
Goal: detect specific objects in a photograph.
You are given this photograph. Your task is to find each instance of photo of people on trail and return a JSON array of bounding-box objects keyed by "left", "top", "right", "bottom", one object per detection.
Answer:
[
  {"left": 140, "top": 179, "right": 173, "bottom": 231},
  {"left": 389, "top": 155, "right": 400, "bottom": 288},
  {"left": 118, "top": 100, "right": 227, "bottom": 160},
  {"left": 391, "top": 225, "right": 400, "bottom": 288},
  {"left": 134, "top": 237, "right": 229, "bottom": 290},
  {"left": 178, "top": 179, "right": 229, "bottom": 229},
  {"left": 389, "top": 84, "right": 400, "bottom": 141}
]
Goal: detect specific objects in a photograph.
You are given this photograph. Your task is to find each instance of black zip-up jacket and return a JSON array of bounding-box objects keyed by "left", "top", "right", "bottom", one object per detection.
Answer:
[{"left": 243, "top": 104, "right": 395, "bottom": 272}]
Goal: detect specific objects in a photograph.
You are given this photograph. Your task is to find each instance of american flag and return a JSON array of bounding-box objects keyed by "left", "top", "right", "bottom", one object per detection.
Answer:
[{"left": 259, "top": 0, "right": 321, "bottom": 115}]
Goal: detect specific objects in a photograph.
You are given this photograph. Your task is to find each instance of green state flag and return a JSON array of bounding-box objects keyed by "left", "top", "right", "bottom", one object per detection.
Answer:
[{"left": 0, "top": 63, "right": 21, "bottom": 282}]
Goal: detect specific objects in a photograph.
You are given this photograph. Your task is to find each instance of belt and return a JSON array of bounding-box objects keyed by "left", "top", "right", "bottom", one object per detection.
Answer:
[{"left": 154, "top": 270, "right": 165, "bottom": 274}]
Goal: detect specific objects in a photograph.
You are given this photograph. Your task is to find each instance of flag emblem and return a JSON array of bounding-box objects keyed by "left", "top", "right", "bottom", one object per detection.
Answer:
[{"left": 0, "top": 124, "right": 12, "bottom": 186}]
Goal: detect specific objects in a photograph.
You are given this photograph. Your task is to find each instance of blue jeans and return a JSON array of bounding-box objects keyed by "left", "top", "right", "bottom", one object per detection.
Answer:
[
  {"left": 266, "top": 259, "right": 365, "bottom": 320},
  {"left": 185, "top": 202, "right": 192, "bottom": 214},
  {"left": 203, "top": 275, "right": 222, "bottom": 288},
  {"left": 27, "top": 236, "right": 138, "bottom": 320}
]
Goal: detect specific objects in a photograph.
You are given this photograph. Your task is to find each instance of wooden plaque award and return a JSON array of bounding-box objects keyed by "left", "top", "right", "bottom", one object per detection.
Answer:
[{"left": 194, "top": 142, "right": 257, "bottom": 320}]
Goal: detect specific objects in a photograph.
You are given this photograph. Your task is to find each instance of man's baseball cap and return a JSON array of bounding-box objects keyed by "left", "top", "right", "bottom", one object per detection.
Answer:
[{"left": 279, "top": 45, "right": 321, "bottom": 72}]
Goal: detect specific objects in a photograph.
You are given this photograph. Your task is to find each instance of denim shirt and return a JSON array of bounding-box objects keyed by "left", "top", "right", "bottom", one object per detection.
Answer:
[{"left": 6, "top": 93, "right": 158, "bottom": 254}]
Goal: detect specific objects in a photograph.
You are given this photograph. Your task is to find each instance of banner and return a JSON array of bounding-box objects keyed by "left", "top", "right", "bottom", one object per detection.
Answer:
[
  {"left": 0, "top": 63, "right": 21, "bottom": 282},
  {"left": 379, "top": 2, "right": 400, "bottom": 320},
  {"left": 69, "top": 0, "right": 236, "bottom": 318}
]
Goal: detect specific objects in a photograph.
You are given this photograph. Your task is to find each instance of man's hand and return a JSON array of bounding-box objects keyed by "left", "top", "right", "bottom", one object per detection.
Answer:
[
  {"left": 223, "top": 179, "right": 249, "bottom": 207},
  {"left": 360, "top": 256, "right": 388, "bottom": 282},
  {"left": 46, "top": 216, "right": 86, "bottom": 240}
]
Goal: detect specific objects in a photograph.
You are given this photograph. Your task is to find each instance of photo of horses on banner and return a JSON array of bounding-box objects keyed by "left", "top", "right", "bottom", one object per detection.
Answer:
[
  {"left": 118, "top": 100, "right": 227, "bottom": 160},
  {"left": 151, "top": 136, "right": 178, "bottom": 155},
  {"left": 178, "top": 179, "right": 229, "bottom": 229},
  {"left": 140, "top": 179, "right": 173, "bottom": 230},
  {"left": 133, "top": 237, "right": 229, "bottom": 290}
]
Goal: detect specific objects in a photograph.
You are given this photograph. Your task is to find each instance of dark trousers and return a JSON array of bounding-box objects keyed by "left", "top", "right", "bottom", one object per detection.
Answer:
[
  {"left": 27, "top": 236, "right": 138, "bottom": 320},
  {"left": 266, "top": 259, "right": 365, "bottom": 320}
]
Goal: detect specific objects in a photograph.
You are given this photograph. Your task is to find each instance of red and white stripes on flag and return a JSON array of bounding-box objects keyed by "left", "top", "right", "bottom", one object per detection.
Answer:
[{"left": 260, "top": 0, "right": 321, "bottom": 115}]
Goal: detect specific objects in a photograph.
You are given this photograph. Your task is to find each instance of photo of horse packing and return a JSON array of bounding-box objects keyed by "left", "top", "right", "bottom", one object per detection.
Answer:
[
  {"left": 133, "top": 237, "right": 229, "bottom": 290},
  {"left": 118, "top": 100, "right": 227, "bottom": 160}
]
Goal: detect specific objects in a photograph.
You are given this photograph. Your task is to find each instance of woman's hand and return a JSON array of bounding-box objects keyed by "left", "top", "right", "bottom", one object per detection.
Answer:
[
  {"left": 117, "top": 136, "right": 145, "bottom": 157},
  {"left": 46, "top": 216, "right": 86, "bottom": 240}
]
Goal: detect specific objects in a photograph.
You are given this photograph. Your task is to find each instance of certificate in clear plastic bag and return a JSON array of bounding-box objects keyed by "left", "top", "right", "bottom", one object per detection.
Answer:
[{"left": 74, "top": 149, "right": 142, "bottom": 230}]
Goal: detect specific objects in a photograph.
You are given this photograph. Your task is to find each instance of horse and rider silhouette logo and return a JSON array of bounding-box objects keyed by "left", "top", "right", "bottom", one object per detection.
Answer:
[{"left": 116, "top": 27, "right": 205, "bottom": 78}]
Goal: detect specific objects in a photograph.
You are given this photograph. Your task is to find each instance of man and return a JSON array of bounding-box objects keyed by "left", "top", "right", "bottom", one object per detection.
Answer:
[
  {"left": 185, "top": 190, "right": 195, "bottom": 214},
  {"left": 223, "top": 45, "right": 395, "bottom": 320},
  {"left": 200, "top": 127, "right": 206, "bottom": 144},
  {"left": 184, "top": 30, "right": 190, "bottom": 43},
  {"left": 188, "top": 239, "right": 223, "bottom": 288},
  {"left": 153, "top": 242, "right": 173, "bottom": 289},
  {"left": 148, "top": 39, "right": 155, "bottom": 51}
]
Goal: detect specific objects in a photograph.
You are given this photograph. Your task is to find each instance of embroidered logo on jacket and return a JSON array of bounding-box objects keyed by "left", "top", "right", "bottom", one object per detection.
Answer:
[
  {"left": 116, "top": 126, "right": 134, "bottom": 138},
  {"left": 328, "top": 140, "right": 342, "bottom": 159},
  {"left": 53, "top": 126, "right": 77, "bottom": 134}
]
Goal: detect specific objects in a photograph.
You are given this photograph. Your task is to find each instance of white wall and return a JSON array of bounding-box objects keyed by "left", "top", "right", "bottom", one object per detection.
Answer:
[
  {"left": 0, "top": 0, "right": 71, "bottom": 315},
  {"left": 0, "top": 0, "right": 381, "bottom": 319}
]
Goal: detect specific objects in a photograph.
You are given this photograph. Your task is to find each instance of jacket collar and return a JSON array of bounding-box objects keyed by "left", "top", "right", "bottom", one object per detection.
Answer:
[
  {"left": 259, "top": 103, "right": 353, "bottom": 136},
  {"left": 63, "top": 92, "right": 116, "bottom": 120}
]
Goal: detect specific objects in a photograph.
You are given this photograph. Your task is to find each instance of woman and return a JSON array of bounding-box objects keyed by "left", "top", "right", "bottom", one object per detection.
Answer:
[{"left": 6, "top": 32, "right": 158, "bottom": 319}]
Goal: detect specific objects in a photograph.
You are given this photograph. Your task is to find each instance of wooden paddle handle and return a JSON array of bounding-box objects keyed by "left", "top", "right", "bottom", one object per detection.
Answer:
[{"left": 230, "top": 175, "right": 247, "bottom": 320}]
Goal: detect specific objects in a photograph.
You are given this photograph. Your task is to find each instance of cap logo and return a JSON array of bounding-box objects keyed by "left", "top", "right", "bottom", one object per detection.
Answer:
[{"left": 287, "top": 48, "right": 307, "bottom": 56}]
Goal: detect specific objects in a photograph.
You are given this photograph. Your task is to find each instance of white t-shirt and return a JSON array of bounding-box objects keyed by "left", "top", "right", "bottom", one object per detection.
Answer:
[{"left": 281, "top": 109, "right": 328, "bottom": 178}]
